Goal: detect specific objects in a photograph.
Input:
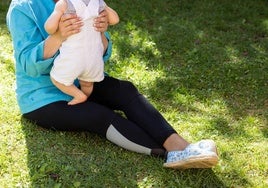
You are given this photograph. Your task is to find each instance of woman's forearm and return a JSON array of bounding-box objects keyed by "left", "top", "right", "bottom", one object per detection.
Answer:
[
  {"left": 43, "top": 33, "right": 63, "bottom": 59},
  {"left": 101, "top": 32, "right": 108, "bottom": 54}
]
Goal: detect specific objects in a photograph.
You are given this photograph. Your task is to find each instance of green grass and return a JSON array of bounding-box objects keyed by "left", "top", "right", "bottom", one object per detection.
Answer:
[{"left": 1, "top": 0, "right": 268, "bottom": 187}]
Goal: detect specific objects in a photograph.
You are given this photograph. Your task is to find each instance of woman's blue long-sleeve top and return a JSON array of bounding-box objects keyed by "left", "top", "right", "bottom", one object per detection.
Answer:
[{"left": 6, "top": 0, "right": 112, "bottom": 114}]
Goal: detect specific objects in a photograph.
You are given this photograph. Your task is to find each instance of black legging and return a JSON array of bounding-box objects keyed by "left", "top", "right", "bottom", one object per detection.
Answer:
[{"left": 23, "top": 76, "right": 177, "bottom": 157}]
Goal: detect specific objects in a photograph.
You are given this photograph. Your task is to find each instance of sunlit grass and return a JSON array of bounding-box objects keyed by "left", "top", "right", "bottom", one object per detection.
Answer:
[{"left": 1, "top": 0, "right": 268, "bottom": 187}]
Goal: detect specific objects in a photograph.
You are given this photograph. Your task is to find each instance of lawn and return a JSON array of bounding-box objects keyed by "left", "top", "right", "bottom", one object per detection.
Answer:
[{"left": 1, "top": 0, "right": 267, "bottom": 187}]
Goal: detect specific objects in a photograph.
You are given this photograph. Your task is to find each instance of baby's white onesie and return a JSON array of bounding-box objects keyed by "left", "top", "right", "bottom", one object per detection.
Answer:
[{"left": 50, "top": 0, "right": 106, "bottom": 86}]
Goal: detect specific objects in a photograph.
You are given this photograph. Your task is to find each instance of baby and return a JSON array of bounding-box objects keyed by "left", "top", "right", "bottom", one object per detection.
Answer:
[{"left": 45, "top": 0, "right": 119, "bottom": 105}]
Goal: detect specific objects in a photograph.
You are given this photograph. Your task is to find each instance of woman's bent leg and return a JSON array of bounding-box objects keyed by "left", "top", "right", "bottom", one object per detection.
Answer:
[
  {"left": 90, "top": 77, "right": 219, "bottom": 168},
  {"left": 91, "top": 77, "right": 181, "bottom": 148}
]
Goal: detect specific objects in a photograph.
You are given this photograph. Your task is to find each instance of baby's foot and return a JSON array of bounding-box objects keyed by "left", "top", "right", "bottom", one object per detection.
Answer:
[{"left": 68, "top": 94, "right": 87, "bottom": 105}]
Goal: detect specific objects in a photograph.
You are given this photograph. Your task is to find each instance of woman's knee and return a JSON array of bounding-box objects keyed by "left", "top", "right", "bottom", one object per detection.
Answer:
[{"left": 120, "top": 80, "right": 139, "bottom": 96}]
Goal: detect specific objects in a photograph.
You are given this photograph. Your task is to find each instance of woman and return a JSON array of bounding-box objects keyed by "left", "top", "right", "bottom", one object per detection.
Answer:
[{"left": 6, "top": 0, "right": 218, "bottom": 169}]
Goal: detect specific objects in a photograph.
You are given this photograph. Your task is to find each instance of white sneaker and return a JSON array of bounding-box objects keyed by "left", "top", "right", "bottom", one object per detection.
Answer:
[
  {"left": 194, "top": 139, "right": 218, "bottom": 154},
  {"left": 163, "top": 140, "right": 219, "bottom": 169}
]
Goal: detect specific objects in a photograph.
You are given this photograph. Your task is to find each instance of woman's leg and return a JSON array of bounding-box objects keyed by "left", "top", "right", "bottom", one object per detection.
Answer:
[
  {"left": 23, "top": 101, "right": 166, "bottom": 157},
  {"left": 90, "top": 76, "right": 189, "bottom": 151},
  {"left": 24, "top": 77, "right": 218, "bottom": 168},
  {"left": 90, "top": 76, "right": 218, "bottom": 169}
]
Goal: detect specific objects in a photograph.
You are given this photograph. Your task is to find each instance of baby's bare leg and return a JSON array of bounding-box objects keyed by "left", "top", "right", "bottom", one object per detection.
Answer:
[
  {"left": 51, "top": 77, "right": 87, "bottom": 105},
  {"left": 79, "top": 80, "right": 94, "bottom": 97}
]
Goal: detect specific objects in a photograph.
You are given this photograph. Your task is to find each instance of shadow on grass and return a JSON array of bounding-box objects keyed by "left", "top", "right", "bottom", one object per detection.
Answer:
[
  {"left": 21, "top": 118, "right": 227, "bottom": 187},
  {"left": 2, "top": 0, "right": 266, "bottom": 186},
  {"left": 109, "top": 0, "right": 268, "bottom": 136}
]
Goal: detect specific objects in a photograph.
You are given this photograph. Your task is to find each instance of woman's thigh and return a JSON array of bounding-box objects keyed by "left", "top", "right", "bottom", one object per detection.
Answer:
[
  {"left": 90, "top": 76, "right": 140, "bottom": 110},
  {"left": 23, "top": 100, "right": 116, "bottom": 135},
  {"left": 23, "top": 77, "right": 142, "bottom": 133}
]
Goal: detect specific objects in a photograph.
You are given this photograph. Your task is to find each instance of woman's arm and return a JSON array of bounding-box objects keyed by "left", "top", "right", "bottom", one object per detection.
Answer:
[
  {"left": 94, "top": 9, "right": 111, "bottom": 54},
  {"left": 44, "top": 13, "right": 83, "bottom": 59},
  {"left": 7, "top": 2, "right": 111, "bottom": 77},
  {"left": 7, "top": 7, "right": 54, "bottom": 77},
  {"left": 102, "top": 32, "right": 112, "bottom": 62},
  {"left": 101, "top": 32, "right": 109, "bottom": 54}
]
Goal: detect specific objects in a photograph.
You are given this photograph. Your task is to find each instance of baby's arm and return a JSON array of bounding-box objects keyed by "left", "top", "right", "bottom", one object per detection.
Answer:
[
  {"left": 45, "top": 0, "right": 67, "bottom": 34},
  {"left": 105, "top": 6, "right": 119, "bottom": 25}
]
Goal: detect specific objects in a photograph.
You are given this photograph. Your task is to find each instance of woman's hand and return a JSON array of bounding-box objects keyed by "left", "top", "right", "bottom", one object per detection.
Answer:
[
  {"left": 94, "top": 10, "right": 109, "bottom": 32},
  {"left": 44, "top": 13, "right": 83, "bottom": 59},
  {"left": 55, "top": 13, "right": 83, "bottom": 42}
]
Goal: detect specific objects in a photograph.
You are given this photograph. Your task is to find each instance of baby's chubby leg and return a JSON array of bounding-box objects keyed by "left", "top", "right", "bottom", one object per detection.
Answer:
[
  {"left": 79, "top": 80, "right": 94, "bottom": 98},
  {"left": 51, "top": 77, "right": 87, "bottom": 105}
]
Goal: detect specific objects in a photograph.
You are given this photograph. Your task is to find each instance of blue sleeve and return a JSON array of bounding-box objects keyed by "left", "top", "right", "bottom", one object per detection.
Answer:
[
  {"left": 103, "top": 32, "right": 112, "bottom": 63},
  {"left": 7, "top": 4, "right": 112, "bottom": 77},
  {"left": 7, "top": 8, "right": 55, "bottom": 77}
]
